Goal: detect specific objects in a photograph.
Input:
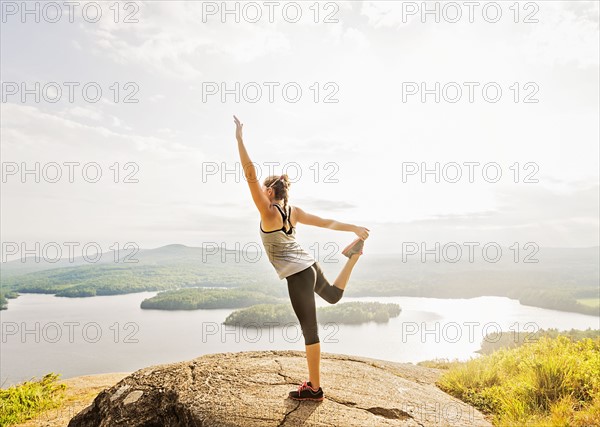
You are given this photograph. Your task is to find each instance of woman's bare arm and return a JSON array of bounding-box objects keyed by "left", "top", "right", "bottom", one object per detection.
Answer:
[
  {"left": 294, "top": 206, "right": 370, "bottom": 239},
  {"left": 233, "top": 115, "right": 270, "bottom": 215}
]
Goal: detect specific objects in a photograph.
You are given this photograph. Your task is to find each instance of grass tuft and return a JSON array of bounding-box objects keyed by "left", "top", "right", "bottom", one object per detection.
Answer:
[
  {"left": 0, "top": 373, "right": 66, "bottom": 426},
  {"left": 437, "top": 336, "right": 600, "bottom": 426}
]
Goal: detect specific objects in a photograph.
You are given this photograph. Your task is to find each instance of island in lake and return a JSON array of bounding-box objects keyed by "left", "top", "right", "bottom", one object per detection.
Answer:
[
  {"left": 140, "top": 288, "right": 285, "bottom": 310},
  {"left": 223, "top": 301, "right": 402, "bottom": 327}
]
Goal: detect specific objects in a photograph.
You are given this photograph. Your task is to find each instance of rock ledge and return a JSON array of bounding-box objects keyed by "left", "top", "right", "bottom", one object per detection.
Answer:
[{"left": 68, "top": 350, "right": 491, "bottom": 426}]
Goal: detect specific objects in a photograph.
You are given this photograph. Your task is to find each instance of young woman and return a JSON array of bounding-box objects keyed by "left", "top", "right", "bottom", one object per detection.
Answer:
[{"left": 233, "top": 115, "right": 369, "bottom": 401}]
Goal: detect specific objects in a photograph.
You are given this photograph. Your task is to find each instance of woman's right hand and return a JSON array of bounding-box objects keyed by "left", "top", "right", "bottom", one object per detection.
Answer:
[
  {"left": 233, "top": 116, "right": 244, "bottom": 142},
  {"left": 353, "top": 226, "right": 370, "bottom": 240},
  {"left": 233, "top": 115, "right": 243, "bottom": 142}
]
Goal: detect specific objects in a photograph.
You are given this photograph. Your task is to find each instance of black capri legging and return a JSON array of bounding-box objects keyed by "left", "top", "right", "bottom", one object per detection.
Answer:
[{"left": 286, "top": 261, "right": 344, "bottom": 345}]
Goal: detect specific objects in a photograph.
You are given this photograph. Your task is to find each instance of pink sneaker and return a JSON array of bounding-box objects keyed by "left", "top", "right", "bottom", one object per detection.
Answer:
[
  {"left": 288, "top": 380, "right": 324, "bottom": 401},
  {"left": 341, "top": 238, "right": 364, "bottom": 258}
]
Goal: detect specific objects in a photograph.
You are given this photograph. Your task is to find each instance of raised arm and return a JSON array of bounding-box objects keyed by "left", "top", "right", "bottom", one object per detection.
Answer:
[
  {"left": 233, "top": 115, "right": 270, "bottom": 215},
  {"left": 294, "top": 206, "right": 370, "bottom": 240}
]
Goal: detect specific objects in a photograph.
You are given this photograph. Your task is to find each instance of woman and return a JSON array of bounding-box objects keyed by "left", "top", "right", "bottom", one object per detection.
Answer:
[{"left": 233, "top": 115, "right": 369, "bottom": 401}]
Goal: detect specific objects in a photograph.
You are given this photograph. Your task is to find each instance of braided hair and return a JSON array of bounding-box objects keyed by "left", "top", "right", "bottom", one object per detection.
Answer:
[{"left": 264, "top": 174, "right": 291, "bottom": 215}]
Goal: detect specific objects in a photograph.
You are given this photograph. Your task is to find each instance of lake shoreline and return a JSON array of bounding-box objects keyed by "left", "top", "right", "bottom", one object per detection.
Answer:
[
  {"left": 3, "top": 289, "right": 599, "bottom": 317},
  {"left": 3, "top": 293, "right": 599, "bottom": 389}
]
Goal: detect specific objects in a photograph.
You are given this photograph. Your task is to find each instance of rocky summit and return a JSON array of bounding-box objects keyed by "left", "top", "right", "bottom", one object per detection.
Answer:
[{"left": 68, "top": 350, "right": 491, "bottom": 426}]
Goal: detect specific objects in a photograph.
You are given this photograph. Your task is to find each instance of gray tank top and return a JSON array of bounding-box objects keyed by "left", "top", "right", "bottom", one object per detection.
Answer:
[{"left": 259, "top": 204, "right": 316, "bottom": 279}]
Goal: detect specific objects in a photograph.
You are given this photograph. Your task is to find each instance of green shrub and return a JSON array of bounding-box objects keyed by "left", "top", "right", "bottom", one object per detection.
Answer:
[
  {"left": 416, "top": 358, "right": 463, "bottom": 370},
  {"left": 438, "top": 336, "right": 600, "bottom": 426},
  {"left": 0, "top": 373, "right": 66, "bottom": 426}
]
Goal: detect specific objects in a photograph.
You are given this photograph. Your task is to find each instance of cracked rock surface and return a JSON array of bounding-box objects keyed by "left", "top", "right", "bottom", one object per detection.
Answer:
[{"left": 68, "top": 350, "right": 492, "bottom": 426}]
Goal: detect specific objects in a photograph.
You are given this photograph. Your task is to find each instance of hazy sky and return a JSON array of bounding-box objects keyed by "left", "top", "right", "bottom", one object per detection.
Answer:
[{"left": 1, "top": 1, "right": 598, "bottom": 259}]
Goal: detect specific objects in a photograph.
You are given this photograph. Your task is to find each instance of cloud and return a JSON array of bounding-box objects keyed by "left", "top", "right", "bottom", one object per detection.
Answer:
[
  {"left": 83, "top": 2, "right": 293, "bottom": 78},
  {"left": 0, "top": 103, "right": 211, "bottom": 244},
  {"left": 344, "top": 27, "right": 370, "bottom": 48},
  {"left": 148, "top": 94, "right": 166, "bottom": 103},
  {"left": 63, "top": 106, "right": 103, "bottom": 121},
  {"left": 495, "top": 182, "right": 599, "bottom": 223},
  {"left": 293, "top": 197, "right": 357, "bottom": 211},
  {"left": 1, "top": 103, "right": 203, "bottom": 160},
  {"left": 521, "top": 1, "right": 599, "bottom": 68},
  {"left": 417, "top": 210, "right": 497, "bottom": 224},
  {"left": 328, "top": 24, "right": 370, "bottom": 48},
  {"left": 360, "top": 1, "right": 417, "bottom": 28},
  {"left": 374, "top": 183, "right": 599, "bottom": 247},
  {"left": 359, "top": 1, "right": 599, "bottom": 69}
]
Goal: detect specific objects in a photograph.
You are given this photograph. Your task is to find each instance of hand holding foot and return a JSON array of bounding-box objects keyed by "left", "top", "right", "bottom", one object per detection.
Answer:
[
  {"left": 353, "top": 225, "right": 369, "bottom": 240},
  {"left": 342, "top": 237, "right": 365, "bottom": 258}
]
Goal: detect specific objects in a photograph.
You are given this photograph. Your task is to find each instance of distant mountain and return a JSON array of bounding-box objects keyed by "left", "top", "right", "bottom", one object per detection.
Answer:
[
  {"left": 1, "top": 244, "right": 598, "bottom": 315},
  {"left": 0, "top": 243, "right": 265, "bottom": 276},
  {"left": 0, "top": 243, "right": 278, "bottom": 301}
]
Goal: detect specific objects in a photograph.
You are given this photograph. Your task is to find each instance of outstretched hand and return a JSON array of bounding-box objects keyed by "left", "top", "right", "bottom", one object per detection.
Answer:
[
  {"left": 354, "top": 226, "right": 370, "bottom": 240},
  {"left": 233, "top": 115, "right": 243, "bottom": 142}
]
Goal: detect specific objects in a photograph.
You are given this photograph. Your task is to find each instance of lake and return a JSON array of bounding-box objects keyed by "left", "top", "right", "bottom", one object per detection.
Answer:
[{"left": 1, "top": 292, "right": 599, "bottom": 387}]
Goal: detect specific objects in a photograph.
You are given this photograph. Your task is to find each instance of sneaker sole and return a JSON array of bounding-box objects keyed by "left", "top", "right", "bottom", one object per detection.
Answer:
[
  {"left": 289, "top": 396, "right": 324, "bottom": 401},
  {"left": 342, "top": 238, "right": 363, "bottom": 257}
]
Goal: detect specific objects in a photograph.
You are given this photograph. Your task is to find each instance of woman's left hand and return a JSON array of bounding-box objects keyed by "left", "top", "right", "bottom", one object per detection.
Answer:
[{"left": 353, "top": 226, "right": 370, "bottom": 240}]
